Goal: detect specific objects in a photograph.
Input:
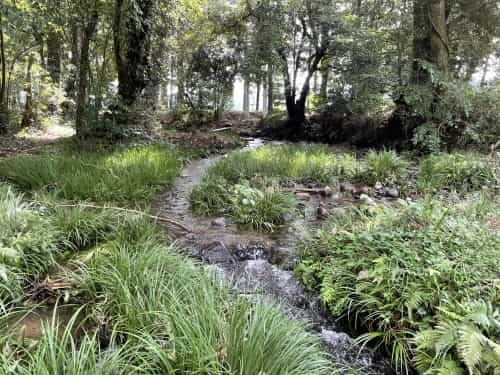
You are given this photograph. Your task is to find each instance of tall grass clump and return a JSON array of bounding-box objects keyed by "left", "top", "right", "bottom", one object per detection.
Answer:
[
  {"left": 191, "top": 179, "right": 296, "bottom": 232},
  {"left": 417, "top": 152, "right": 497, "bottom": 192},
  {"left": 209, "top": 144, "right": 358, "bottom": 184},
  {"left": 0, "top": 307, "right": 126, "bottom": 374},
  {"left": 0, "top": 145, "right": 182, "bottom": 204},
  {"left": 356, "top": 150, "right": 409, "bottom": 185},
  {"left": 75, "top": 227, "right": 330, "bottom": 374},
  {"left": 296, "top": 195, "right": 500, "bottom": 374}
]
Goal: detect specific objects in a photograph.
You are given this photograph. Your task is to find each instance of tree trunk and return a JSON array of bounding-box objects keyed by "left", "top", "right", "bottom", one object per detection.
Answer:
[
  {"left": 113, "top": 0, "right": 155, "bottom": 106},
  {"left": 243, "top": 79, "right": 250, "bottom": 112},
  {"left": 21, "top": 55, "right": 35, "bottom": 128},
  {"left": 430, "top": 0, "right": 449, "bottom": 73},
  {"left": 412, "top": 0, "right": 431, "bottom": 82},
  {"left": 47, "top": 30, "right": 62, "bottom": 84},
  {"left": 320, "top": 67, "right": 329, "bottom": 102},
  {"left": 267, "top": 66, "right": 274, "bottom": 113},
  {"left": 65, "top": 23, "right": 80, "bottom": 99},
  {"left": 256, "top": 81, "right": 261, "bottom": 112},
  {"left": 75, "top": 9, "right": 99, "bottom": 138},
  {"left": 0, "top": 23, "right": 7, "bottom": 133}
]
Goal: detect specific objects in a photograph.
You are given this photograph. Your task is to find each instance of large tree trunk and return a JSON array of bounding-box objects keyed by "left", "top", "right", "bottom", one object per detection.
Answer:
[
  {"left": 75, "top": 9, "right": 99, "bottom": 138},
  {"left": 113, "top": 0, "right": 155, "bottom": 106},
  {"left": 429, "top": 0, "right": 449, "bottom": 73},
  {"left": 47, "top": 30, "right": 62, "bottom": 84},
  {"left": 412, "top": 0, "right": 432, "bottom": 82}
]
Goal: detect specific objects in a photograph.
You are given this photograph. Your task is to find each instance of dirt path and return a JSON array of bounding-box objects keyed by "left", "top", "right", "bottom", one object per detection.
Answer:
[{"left": 155, "top": 139, "right": 388, "bottom": 373}]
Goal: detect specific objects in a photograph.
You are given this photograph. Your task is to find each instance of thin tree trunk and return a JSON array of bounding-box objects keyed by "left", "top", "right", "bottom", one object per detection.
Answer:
[
  {"left": 21, "top": 55, "right": 35, "bottom": 128},
  {"left": 412, "top": 0, "right": 431, "bottom": 82},
  {"left": 243, "top": 79, "right": 250, "bottom": 112},
  {"left": 256, "top": 82, "right": 261, "bottom": 112},
  {"left": 76, "top": 9, "right": 99, "bottom": 138},
  {"left": 480, "top": 56, "right": 490, "bottom": 87},
  {"left": 267, "top": 65, "right": 273, "bottom": 113},
  {"left": 0, "top": 22, "right": 7, "bottom": 132}
]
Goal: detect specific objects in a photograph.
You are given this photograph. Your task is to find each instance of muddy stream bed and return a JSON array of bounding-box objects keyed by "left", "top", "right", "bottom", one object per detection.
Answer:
[{"left": 155, "top": 139, "right": 389, "bottom": 374}]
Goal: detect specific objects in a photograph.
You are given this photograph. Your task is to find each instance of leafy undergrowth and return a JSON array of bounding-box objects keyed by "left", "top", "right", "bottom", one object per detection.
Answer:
[
  {"left": 418, "top": 153, "right": 497, "bottom": 193},
  {"left": 190, "top": 145, "right": 497, "bottom": 233},
  {"left": 0, "top": 192, "right": 331, "bottom": 374},
  {"left": 0, "top": 145, "right": 182, "bottom": 205},
  {"left": 296, "top": 195, "right": 500, "bottom": 374}
]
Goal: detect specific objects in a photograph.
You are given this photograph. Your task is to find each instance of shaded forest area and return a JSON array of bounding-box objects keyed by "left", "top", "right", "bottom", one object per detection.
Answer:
[
  {"left": 0, "top": 1, "right": 499, "bottom": 375},
  {"left": 0, "top": 0, "right": 498, "bottom": 150}
]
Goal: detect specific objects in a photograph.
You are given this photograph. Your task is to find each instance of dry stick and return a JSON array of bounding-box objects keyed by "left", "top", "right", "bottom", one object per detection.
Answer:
[{"left": 54, "top": 203, "right": 192, "bottom": 232}]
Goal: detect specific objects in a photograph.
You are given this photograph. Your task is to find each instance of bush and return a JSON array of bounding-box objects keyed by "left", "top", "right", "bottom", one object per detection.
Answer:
[
  {"left": 190, "top": 176, "right": 232, "bottom": 216},
  {"left": 229, "top": 183, "right": 296, "bottom": 232},
  {"left": 0, "top": 145, "right": 182, "bottom": 205},
  {"left": 296, "top": 197, "right": 500, "bottom": 373},
  {"left": 417, "top": 153, "right": 496, "bottom": 192},
  {"left": 357, "top": 150, "right": 408, "bottom": 185}
]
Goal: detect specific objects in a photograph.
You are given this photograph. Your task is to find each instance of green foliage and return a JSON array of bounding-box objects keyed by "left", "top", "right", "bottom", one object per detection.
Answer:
[
  {"left": 190, "top": 175, "right": 232, "bottom": 216},
  {"left": 209, "top": 144, "right": 358, "bottom": 184},
  {"left": 418, "top": 153, "right": 497, "bottom": 192},
  {"left": 229, "top": 183, "right": 296, "bottom": 232},
  {"left": 357, "top": 150, "right": 408, "bottom": 185},
  {"left": 402, "top": 67, "right": 500, "bottom": 151},
  {"left": 414, "top": 301, "right": 500, "bottom": 375},
  {"left": 0, "top": 146, "right": 182, "bottom": 204},
  {"left": 75, "top": 228, "right": 330, "bottom": 374},
  {"left": 297, "top": 196, "right": 500, "bottom": 373}
]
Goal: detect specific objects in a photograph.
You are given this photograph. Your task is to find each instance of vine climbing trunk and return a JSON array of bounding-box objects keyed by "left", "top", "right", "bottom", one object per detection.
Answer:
[{"left": 113, "top": 0, "right": 155, "bottom": 107}]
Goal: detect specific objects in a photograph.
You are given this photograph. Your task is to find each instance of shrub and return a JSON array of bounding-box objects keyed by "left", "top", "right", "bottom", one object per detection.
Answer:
[
  {"left": 357, "top": 150, "right": 408, "bottom": 185},
  {"left": 229, "top": 183, "right": 296, "bottom": 232},
  {"left": 296, "top": 197, "right": 500, "bottom": 373},
  {"left": 0, "top": 145, "right": 182, "bottom": 204},
  {"left": 190, "top": 176, "right": 232, "bottom": 216},
  {"left": 417, "top": 153, "right": 496, "bottom": 192}
]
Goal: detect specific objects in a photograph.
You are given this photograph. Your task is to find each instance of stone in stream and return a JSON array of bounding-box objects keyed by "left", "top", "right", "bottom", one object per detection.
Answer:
[
  {"left": 374, "top": 181, "right": 384, "bottom": 190},
  {"left": 386, "top": 188, "right": 400, "bottom": 198},
  {"left": 339, "top": 182, "right": 354, "bottom": 193},
  {"left": 211, "top": 217, "right": 226, "bottom": 227}
]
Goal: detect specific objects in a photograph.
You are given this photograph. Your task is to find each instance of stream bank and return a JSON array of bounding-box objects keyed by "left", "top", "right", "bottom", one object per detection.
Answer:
[{"left": 155, "top": 138, "right": 389, "bottom": 374}]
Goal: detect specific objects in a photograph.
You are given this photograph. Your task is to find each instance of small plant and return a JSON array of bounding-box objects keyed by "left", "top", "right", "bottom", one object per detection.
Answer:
[
  {"left": 418, "top": 153, "right": 496, "bottom": 192},
  {"left": 230, "top": 183, "right": 296, "bottom": 232},
  {"left": 357, "top": 150, "right": 408, "bottom": 185},
  {"left": 190, "top": 176, "right": 232, "bottom": 216}
]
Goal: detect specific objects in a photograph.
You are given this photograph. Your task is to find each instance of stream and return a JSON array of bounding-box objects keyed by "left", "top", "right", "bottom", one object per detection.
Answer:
[{"left": 155, "top": 138, "right": 389, "bottom": 374}]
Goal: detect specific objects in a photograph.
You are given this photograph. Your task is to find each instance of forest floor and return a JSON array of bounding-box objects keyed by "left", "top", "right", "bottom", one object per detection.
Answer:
[{"left": 0, "top": 122, "right": 498, "bottom": 373}]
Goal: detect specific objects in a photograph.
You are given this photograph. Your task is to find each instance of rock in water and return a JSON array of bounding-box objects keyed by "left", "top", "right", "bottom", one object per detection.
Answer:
[
  {"left": 374, "top": 181, "right": 383, "bottom": 190},
  {"left": 339, "top": 182, "right": 354, "bottom": 193},
  {"left": 211, "top": 217, "right": 226, "bottom": 227},
  {"left": 360, "top": 194, "right": 376, "bottom": 206},
  {"left": 386, "top": 188, "right": 399, "bottom": 198}
]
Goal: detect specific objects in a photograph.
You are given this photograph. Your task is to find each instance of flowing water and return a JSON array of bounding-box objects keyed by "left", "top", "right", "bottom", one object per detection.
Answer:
[{"left": 155, "top": 139, "right": 388, "bottom": 374}]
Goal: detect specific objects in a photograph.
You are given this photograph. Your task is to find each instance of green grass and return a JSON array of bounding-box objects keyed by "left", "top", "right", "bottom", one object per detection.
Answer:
[
  {"left": 296, "top": 195, "right": 500, "bottom": 374},
  {"left": 0, "top": 145, "right": 182, "bottom": 205},
  {"left": 356, "top": 150, "right": 409, "bottom": 185},
  {"left": 417, "top": 152, "right": 497, "bottom": 192},
  {"left": 0, "top": 184, "right": 145, "bottom": 312},
  {"left": 1, "top": 220, "right": 332, "bottom": 374},
  {"left": 209, "top": 144, "right": 358, "bottom": 184}
]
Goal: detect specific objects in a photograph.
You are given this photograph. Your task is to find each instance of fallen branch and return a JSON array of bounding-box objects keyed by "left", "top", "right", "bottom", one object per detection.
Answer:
[
  {"left": 52, "top": 203, "right": 192, "bottom": 233},
  {"left": 210, "top": 127, "right": 232, "bottom": 133}
]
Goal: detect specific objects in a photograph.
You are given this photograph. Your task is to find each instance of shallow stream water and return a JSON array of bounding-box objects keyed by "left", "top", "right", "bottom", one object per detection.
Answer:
[{"left": 155, "top": 139, "right": 388, "bottom": 374}]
